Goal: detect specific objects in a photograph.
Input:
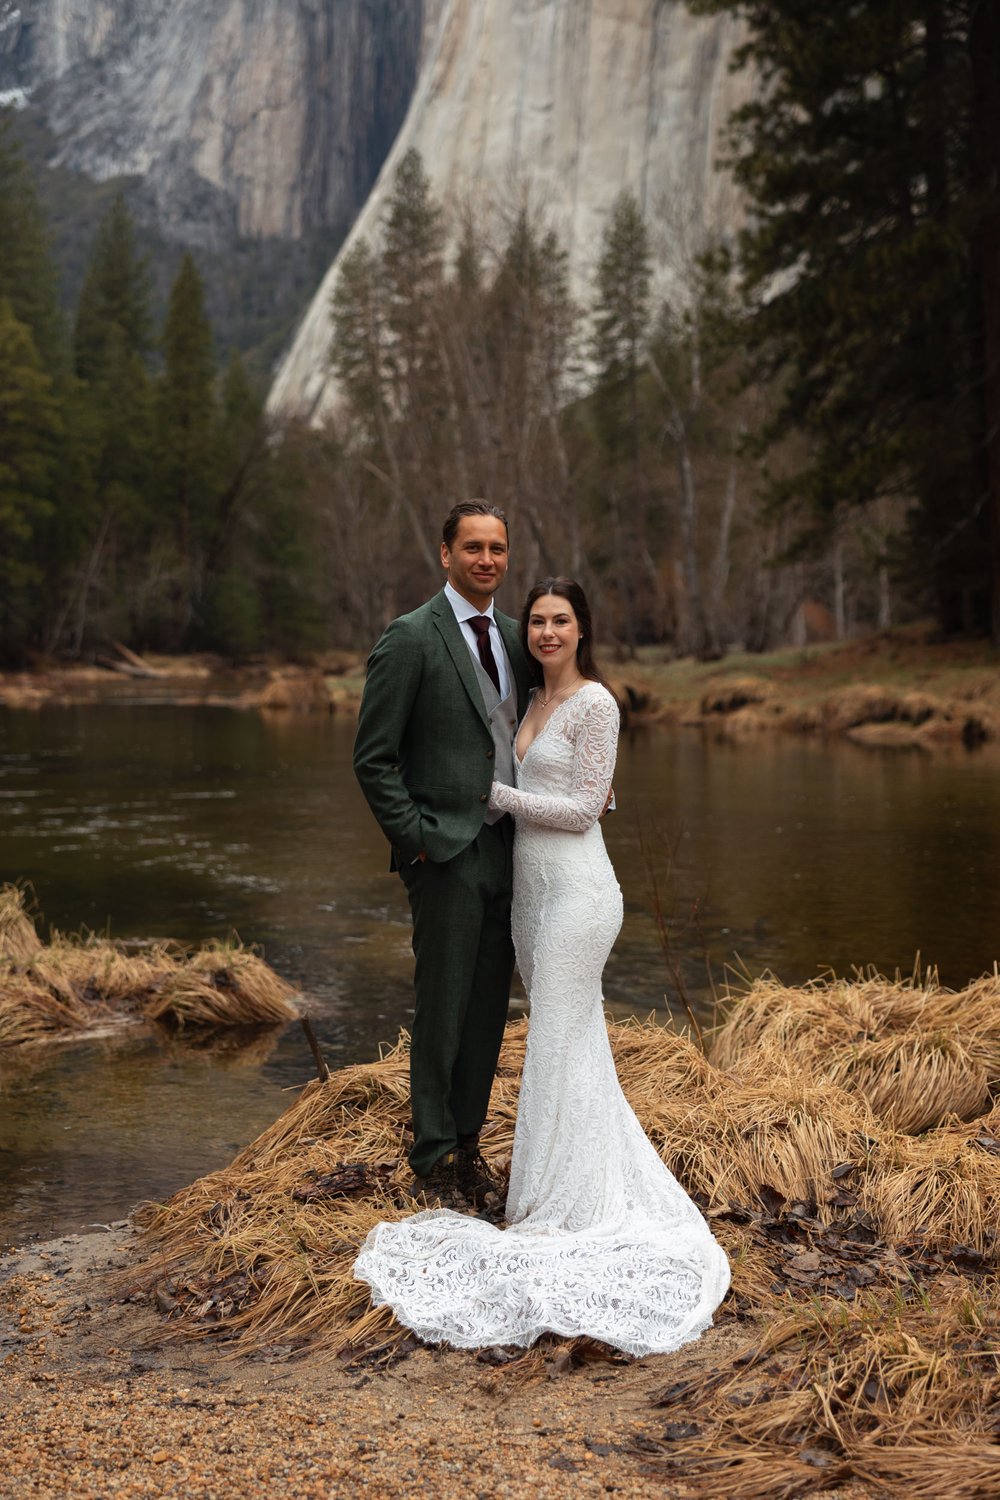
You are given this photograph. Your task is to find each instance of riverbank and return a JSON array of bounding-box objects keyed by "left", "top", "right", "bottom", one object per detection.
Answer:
[
  {"left": 0, "top": 651, "right": 365, "bottom": 716},
  {"left": 2, "top": 627, "right": 997, "bottom": 748},
  {"left": 625, "top": 626, "right": 1000, "bottom": 749},
  {"left": 1, "top": 1225, "right": 757, "bottom": 1500},
  {"left": 5, "top": 973, "right": 990, "bottom": 1498}
]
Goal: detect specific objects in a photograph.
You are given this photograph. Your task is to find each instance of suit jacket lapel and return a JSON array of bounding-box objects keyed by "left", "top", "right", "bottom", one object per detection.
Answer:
[{"left": 431, "top": 591, "right": 491, "bottom": 731}]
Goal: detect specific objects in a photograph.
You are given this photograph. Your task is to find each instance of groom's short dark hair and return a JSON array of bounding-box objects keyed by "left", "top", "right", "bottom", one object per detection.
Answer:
[{"left": 442, "top": 500, "right": 509, "bottom": 549}]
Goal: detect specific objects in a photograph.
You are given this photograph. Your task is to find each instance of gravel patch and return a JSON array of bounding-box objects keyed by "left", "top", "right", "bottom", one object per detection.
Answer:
[{"left": 0, "top": 1225, "right": 767, "bottom": 1499}]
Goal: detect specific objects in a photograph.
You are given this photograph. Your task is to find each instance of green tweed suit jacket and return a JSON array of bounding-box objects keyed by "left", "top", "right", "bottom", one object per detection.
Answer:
[{"left": 353, "top": 590, "right": 535, "bottom": 868}]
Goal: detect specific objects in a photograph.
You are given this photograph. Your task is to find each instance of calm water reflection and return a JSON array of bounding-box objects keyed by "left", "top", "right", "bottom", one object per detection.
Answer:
[{"left": 2, "top": 703, "right": 999, "bottom": 1242}]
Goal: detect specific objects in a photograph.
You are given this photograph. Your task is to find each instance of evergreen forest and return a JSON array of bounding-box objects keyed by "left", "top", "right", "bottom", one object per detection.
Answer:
[{"left": 1, "top": 0, "right": 997, "bottom": 667}]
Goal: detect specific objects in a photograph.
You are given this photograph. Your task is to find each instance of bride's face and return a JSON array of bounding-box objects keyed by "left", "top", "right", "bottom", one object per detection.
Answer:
[{"left": 526, "top": 594, "right": 582, "bottom": 669}]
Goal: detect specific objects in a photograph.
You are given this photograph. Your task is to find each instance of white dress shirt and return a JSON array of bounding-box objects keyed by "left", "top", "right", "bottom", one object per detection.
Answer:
[{"left": 444, "top": 581, "right": 512, "bottom": 699}]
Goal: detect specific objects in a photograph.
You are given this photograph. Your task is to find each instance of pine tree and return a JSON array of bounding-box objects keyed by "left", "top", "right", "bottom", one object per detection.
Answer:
[
  {"left": 330, "top": 240, "right": 384, "bottom": 438},
  {"left": 479, "top": 207, "right": 576, "bottom": 574},
  {"left": 89, "top": 326, "right": 154, "bottom": 531},
  {"left": 201, "top": 354, "right": 272, "bottom": 657},
  {"left": 74, "top": 194, "right": 152, "bottom": 382},
  {"left": 691, "top": 0, "right": 987, "bottom": 633},
  {"left": 592, "top": 190, "right": 652, "bottom": 458},
  {"left": 970, "top": 0, "right": 1000, "bottom": 642},
  {"left": 260, "top": 496, "right": 326, "bottom": 657},
  {"left": 0, "top": 300, "right": 62, "bottom": 660},
  {"left": 591, "top": 190, "right": 654, "bottom": 652},
  {"left": 156, "top": 252, "right": 217, "bottom": 641},
  {"left": 328, "top": 152, "right": 449, "bottom": 584},
  {"left": 213, "top": 352, "right": 269, "bottom": 551},
  {"left": 67, "top": 195, "right": 155, "bottom": 648},
  {"left": 0, "top": 119, "right": 64, "bottom": 371},
  {"left": 0, "top": 120, "right": 90, "bottom": 657},
  {"left": 454, "top": 214, "right": 483, "bottom": 297},
  {"left": 380, "top": 148, "right": 445, "bottom": 397},
  {"left": 488, "top": 208, "right": 574, "bottom": 414}
]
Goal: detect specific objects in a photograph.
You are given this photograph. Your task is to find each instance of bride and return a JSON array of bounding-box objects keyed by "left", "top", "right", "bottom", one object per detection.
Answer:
[{"left": 354, "top": 578, "right": 730, "bottom": 1356}]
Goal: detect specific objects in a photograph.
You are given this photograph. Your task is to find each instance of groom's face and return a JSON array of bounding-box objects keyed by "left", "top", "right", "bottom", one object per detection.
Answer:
[{"left": 441, "top": 516, "right": 509, "bottom": 608}]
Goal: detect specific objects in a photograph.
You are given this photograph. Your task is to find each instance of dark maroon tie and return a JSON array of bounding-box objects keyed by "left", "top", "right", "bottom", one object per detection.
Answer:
[{"left": 468, "top": 615, "right": 501, "bottom": 695}]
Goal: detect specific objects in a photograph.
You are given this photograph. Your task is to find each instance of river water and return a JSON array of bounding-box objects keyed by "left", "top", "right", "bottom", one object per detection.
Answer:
[{"left": 2, "top": 701, "right": 999, "bottom": 1244}]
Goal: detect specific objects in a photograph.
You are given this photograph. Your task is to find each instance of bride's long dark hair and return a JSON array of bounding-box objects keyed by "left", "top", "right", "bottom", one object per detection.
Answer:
[{"left": 520, "top": 577, "right": 619, "bottom": 704}]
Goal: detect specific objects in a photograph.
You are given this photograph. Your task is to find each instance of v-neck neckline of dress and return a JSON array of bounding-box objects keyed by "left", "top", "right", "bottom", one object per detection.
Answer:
[{"left": 514, "top": 683, "right": 591, "bottom": 766}]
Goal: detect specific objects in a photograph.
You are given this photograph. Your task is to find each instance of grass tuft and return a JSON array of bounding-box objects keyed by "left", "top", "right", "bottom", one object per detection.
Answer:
[
  {"left": 642, "top": 1282, "right": 1000, "bottom": 1498},
  {"left": 710, "top": 968, "right": 1000, "bottom": 1126},
  {"left": 0, "top": 884, "right": 42, "bottom": 964},
  {"left": 0, "top": 885, "right": 299, "bottom": 1047}
]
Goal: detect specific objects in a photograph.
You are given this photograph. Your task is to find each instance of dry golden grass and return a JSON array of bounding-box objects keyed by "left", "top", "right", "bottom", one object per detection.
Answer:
[
  {"left": 710, "top": 969, "right": 1000, "bottom": 1130},
  {"left": 644, "top": 1281, "right": 1000, "bottom": 1498},
  {"left": 140, "top": 1154, "right": 408, "bottom": 1355},
  {"left": 826, "top": 1033, "right": 989, "bottom": 1134},
  {"left": 144, "top": 938, "right": 299, "bottom": 1029},
  {"left": 133, "top": 1044, "right": 419, "bottom": 1356},
  {"left": 130, "top": 999, "right": 1000, "bottom": 1368},
  {"left": 712, "top": 1056, "right": 875, "bottom": 1215},
  {"left": 932, "top": 972, "right": 1000, "bottom": 1081},
  {"left": 44, "top": 933, "right": 181, "bottom": 1007},
  {"left": 860, "top": 1118, "right": 1000, "bottom": 1255},
  {"left": 230, "top": 1034, "right": 416, "bottom": 1175},
  {"left": 820, "top": 682, "right": 928, "bottom": 733},
  {"left": 4, "top": 872, "right": 991, "bottom": 1497},
  {"left": 0, "top": 885, "right": 299, "bottom": 1047},
  {"left": 627, "top": 1043, "right": 874, "bottom": 1218},
  {"left": 252, "top": 670, "right": 331, "bottom": 713},
  {"left": 0, "top": 969, "right": 99, "bottom": 1047},
  {"left": 0, "top": 885, "right": 42, "bottom": 963},
  {"left": 699, "top": 676, "right": 771, "bottom": 715},
  {"left": 121, "top": 987, "right": 999, "bottom": 1499}
]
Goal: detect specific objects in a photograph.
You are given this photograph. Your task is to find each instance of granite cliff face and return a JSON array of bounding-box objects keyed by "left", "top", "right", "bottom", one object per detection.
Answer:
[
  {"left": 0, "top": 0, "right": 748, "bottom": 403},
  {"left": 268, "top": 0, "right": 749, "bottom": 422},
  {"left": 0, "top": 0, "right": 423, "bottom": 246}
]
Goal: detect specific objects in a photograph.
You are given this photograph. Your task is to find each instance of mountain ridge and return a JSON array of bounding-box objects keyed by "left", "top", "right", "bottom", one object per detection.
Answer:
[
  {"left": 267, "top": 0, "right": 749, "bottom": 423},
  {"left": 0, "top": 0, "right": 423, "bottom": 245}
]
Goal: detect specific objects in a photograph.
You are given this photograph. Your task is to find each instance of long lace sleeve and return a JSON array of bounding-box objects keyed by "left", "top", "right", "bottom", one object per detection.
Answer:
[{"left": 490, "top": 686, "right": 618, "bottom": 832}]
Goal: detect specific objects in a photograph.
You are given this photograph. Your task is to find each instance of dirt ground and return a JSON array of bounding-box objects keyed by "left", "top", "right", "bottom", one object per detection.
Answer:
[{"left": 0, "top": 1223, "right": 873, "bottom": 1500}]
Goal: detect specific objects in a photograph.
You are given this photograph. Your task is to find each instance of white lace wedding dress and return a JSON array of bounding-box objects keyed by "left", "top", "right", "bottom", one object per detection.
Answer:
[{"left": 353, "top": 682, "right": 730, "bottom": 1355}]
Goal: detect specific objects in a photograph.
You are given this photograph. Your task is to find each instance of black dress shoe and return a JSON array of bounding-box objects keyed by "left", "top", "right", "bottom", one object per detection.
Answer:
[
  {"left": 455, "top": 1143, "right": 503, "bottom": 1211},
  {"left": 405, "top": 1151, "right": 469, "bottom": 1211}
]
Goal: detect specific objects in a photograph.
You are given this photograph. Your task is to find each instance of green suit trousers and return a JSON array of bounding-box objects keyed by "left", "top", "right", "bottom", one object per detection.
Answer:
[{"left": 399, "top": 816, "right": 514, "bottom": 1176}]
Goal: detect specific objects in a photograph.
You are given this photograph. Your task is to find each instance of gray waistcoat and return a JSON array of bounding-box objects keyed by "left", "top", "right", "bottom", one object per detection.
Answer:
[{"left": 470, "top": 651, "right": 517, "bottom": 825}]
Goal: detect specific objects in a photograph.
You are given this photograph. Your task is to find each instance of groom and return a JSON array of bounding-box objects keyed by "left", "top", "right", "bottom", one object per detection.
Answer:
[{"left": 353, "top": 501, "right": 534, "bottom": 1206}]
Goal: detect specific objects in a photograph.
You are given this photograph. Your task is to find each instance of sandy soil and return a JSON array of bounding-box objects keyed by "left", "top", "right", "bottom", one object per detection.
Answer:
[
  {"left": 0, "top": 1223, "right": 738, "bottom": 1500},
  {"left": 0, "top": 1223, "right": 878, "bottom": 1500}
]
